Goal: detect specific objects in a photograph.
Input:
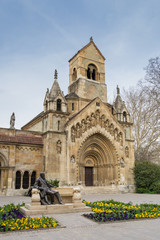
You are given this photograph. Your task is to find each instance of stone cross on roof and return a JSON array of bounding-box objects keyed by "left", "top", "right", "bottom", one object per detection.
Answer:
[
  {"left": 117, "top": 85, "right": 120, "bottom": 95},
  {"left": 54, "top": 69, "right": 58, "bottom": 81}
]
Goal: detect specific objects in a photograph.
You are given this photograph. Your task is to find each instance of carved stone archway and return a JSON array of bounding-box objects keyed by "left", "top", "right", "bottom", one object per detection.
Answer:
[{"left": 77, "top": 133, "right": 119, "bottom": 186}]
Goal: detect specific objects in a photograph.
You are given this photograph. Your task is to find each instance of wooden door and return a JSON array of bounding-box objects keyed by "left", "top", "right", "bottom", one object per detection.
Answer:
[{"left": 85, "top": 167, "right": 93, "bottom": 186}]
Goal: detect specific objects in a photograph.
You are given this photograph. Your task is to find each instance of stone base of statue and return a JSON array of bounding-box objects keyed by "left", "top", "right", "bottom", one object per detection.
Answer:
[{"left": 20, "top": 186, "right": 91, "bottom": 217}]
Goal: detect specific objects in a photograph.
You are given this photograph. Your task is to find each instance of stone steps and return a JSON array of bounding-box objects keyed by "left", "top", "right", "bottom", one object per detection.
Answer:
[{"left": 81, "top": 186, "right": 120, "bottom": 195}]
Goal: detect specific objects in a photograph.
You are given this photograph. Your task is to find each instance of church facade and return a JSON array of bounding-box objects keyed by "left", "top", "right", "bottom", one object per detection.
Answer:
[{"left": 0, "top": 38, "right": 135, "bottom": 196}]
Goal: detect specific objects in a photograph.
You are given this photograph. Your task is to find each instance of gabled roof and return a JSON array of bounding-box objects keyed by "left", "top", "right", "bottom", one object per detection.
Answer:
[
  {"left": 65, "top": 92, "right": 79, "bottom": 99},
  {"left": 69, "top": 38, "right": 105, "bottom": 62},
  {"left": 66, "top": 97, "right": 96, "bottom": 124},
  {"left": 65, "top": 97, "right": 125, "bottom": 131}
]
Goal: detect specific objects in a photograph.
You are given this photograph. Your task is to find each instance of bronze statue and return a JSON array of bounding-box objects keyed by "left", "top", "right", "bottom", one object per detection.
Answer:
[{"left": 33, "top": 172, "right": 63, "bottom": 205}]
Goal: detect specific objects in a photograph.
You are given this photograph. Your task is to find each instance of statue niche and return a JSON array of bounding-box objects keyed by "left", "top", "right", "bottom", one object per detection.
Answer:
[{"left": 56, "top": 140, "right": 62, "bottom": 154}]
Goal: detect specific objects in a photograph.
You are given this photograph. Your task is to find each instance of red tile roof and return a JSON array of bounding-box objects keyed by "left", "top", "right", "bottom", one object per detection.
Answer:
[{"left": 0, "top": 134, "right": 43, "bottom": 145}]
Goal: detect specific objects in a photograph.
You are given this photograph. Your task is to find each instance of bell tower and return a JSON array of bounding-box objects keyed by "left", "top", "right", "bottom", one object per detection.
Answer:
[{"left": 68, "top": 38, "right": 107, "bottom": 102}]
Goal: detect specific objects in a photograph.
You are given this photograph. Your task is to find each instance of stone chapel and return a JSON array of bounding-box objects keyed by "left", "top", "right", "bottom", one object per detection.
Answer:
[{"left": 0, "top": 38, "right": 135, "bottom": 196}]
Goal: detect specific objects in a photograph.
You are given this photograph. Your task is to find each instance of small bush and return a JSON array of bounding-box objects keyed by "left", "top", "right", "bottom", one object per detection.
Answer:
[
  {"left": 134, "top": 161, "right": 160, "bottom": 193},
  {"left": 47, "top": 179, "right": 59, "bottom": 187}
]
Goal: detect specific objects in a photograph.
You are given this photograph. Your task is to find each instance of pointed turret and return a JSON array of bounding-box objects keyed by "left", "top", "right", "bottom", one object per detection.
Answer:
[
  {"left": 49, "top": 69, "right": 63, "bottom": 100},
  {"left": 113, "top": 86, "right": 130, "bottom": 122},
  {"left": 43, "top": 69, "right": 67, "bottom": 113},
  {"left": 114, "top": 85, "right": 125, "bottom": 112}
]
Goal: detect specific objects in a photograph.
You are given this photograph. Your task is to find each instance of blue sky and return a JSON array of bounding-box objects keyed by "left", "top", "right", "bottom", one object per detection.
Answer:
[{"left": 0, "top": 0, "right": 160, "bottom": 129}]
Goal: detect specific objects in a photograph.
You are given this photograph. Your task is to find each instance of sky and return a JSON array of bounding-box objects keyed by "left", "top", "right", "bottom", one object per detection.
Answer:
[{"left": 0, "top": 0, "right": 160, "bottom": 129}]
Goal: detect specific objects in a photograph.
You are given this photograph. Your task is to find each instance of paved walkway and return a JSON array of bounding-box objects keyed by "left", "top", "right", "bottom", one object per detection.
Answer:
[{"left": 1, "top": 193, "right": 160, "bottom": 240}]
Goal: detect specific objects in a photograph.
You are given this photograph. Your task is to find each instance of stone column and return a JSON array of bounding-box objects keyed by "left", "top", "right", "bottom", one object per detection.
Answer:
[
  {"left": 20, "top": 171, "right": 24, "bottom": 189},
  {"left": 7, "top": 168, "right": 13, "bottom": 189},
  {"left": 29, "top": 171, "right": 32, "bottom": 188}
]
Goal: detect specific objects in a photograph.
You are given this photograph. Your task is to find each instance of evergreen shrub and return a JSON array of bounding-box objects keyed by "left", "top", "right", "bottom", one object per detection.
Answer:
[{"left": 134, "top": 161, "right": 160, "bottom": 193}]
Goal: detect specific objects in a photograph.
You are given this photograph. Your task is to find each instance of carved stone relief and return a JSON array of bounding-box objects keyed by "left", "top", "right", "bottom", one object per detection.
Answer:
[{"left": 71, "top": 110, "right": 123, "bottom": 146}]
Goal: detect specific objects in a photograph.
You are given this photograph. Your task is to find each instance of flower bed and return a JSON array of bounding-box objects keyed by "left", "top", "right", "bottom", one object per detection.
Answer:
[
  {"left": 0, "top": 203, "right": 59, "bottom": 232},
  {"left": 83, "top": 200, "right": 160, "bottom": 222}
]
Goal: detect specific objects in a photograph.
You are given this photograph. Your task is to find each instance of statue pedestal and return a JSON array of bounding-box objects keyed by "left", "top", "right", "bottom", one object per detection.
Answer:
[
  {"left": 20, "top": 186, "right": 91, "bottom": 217},
  {"left": 20, "top": 203, "right": 91, "bottom": 216}
]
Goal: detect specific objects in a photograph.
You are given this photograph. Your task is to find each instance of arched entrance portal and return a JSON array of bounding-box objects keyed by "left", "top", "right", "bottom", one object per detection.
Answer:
[{"left": 78, "top": 133, "right": 119, "bottom": 186}]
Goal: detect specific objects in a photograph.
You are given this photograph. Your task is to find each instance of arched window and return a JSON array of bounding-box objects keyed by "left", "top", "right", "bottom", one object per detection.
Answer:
[
  {"left": 15, "top": 171, "right": 21, "bottom": 189},
  {"left": 92, "top": 69, "right": 95, "bottom": 80},
  {"left": 23, "top": 171, "right": 29, "bottom": 189},
  {"left": 58, "top": 120, "right": 60, "bottom": 131},
  {"left": 87, "top": 67, "right": 91, "bottom": 79},
  {"left": 72, "top": 103, "right": 74, "bottom": 111},
  {"left": 123, "top": 111, "right": 127, "bottom": 122},
  {"left": 72, "top": 68, "right": 77, "bottom": 81},
  {"left": 57, "top": 99, "right": 61, "bottom": 111},
  {"left": 31, "top": 171, "right": 36, "bottom": 186},
  {"left": 87, "top": 64, "right": 97, "bottom": 80}
]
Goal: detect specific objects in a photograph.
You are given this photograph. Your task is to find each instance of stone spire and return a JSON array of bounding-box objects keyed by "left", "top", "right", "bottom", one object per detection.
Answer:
[
  {"left": 114, "top": 86, "right": 124, "bottom": 112},
  {"left": 49, "top": 69, "right": 63, "bottom": 99}
]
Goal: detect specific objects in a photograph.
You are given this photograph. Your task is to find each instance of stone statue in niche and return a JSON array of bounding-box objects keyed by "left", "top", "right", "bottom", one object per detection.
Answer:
[
  {"left": 76, "top": 123, "right": 81, "bottom": 138},
  {"left": 120, "top": 158, "right": 125, "bottom": 168},
  {"left": 91, "top": 113, "right": 95, "bottom": 127},
  {"left": 81, "top": 119, "right": 86, "bottom": 133},
  {"left": 10, "top": 112, "right": 15, "bottom": 129},
  {"left": 105, "top": 119, "right": 109, "bottom": 130},
  {"left": 119, "top": 133, "right": 123, "bottom": 146},
  {"left": 125, "top": 146, "right": 129, "bottom": 157},
  {"left": 114, "top": 128, "right": 118, "bottom": 141},
  {"left": 86, "top": 116, "right": 91, "bottom": 129},
  {"left": 71, "top": 155, "right": 75, "bottom": 163},
  {"left": 110, "top": 124, "right": 114, "bottom": 136},
  {"left": 101, "top": 115, "right": 105, "bottom": 128},
  {"left": 95, "top": 110, "right": 100, "bottom": 125},
  {"left": 71, "top": 126, "right": 75, "bottom": 142},
  {"left": 56, "top": 140, "right": 62, "bottom": 154}
]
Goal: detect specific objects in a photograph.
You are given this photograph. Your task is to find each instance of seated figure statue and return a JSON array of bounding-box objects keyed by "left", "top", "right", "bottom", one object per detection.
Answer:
[{"left": 33, "top": 172, "right": 63, "bottom": 205}]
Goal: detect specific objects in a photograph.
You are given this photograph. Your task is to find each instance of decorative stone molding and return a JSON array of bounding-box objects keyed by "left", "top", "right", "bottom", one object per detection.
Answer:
[
  {"left": 16, "top": 146, "right": 41, "bottom": 152},
  {"left": 71, "top": 110, "right": 123, "bottom": 146},
  {"left": 0, "top": 145, "right": 9, "bottom": 150}
]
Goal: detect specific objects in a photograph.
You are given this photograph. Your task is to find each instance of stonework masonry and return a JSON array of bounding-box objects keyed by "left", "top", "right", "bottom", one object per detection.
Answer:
[{"left": 0, "top": 38, "right": 135, "bottom": 195}]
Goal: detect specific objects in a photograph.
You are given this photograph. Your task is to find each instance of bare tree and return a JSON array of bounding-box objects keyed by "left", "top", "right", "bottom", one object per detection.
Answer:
[
  {"left": 123, "top": 83, "right": 160, "bottom": 162},
  {"left": 144, "top": 57, "right": 160, "bottom": 105}
]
